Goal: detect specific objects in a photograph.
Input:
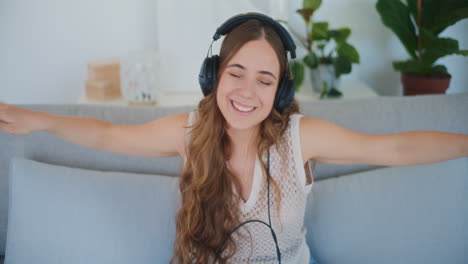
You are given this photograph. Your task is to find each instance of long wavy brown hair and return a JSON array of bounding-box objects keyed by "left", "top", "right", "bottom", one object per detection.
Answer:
[{"left": 170, "top": 19, "right": 300, "bottom": 263}]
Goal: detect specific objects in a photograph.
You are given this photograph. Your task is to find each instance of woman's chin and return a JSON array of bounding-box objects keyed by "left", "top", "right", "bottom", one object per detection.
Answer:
[{"left": 225, "top": 118, "right": 257, "bottom": 132}]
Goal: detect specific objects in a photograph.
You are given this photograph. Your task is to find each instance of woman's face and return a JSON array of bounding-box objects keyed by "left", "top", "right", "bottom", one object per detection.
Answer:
[{"left": 216, "top": 39, "right": 280, "bottom": 131}]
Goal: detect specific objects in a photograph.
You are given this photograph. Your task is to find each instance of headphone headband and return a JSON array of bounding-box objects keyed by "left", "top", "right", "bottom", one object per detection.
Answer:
[{"left": 213, "top": 12, "right": 296, "bottom": 59}]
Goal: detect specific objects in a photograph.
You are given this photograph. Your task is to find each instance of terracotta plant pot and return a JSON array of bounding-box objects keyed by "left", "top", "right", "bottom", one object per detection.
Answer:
[{"left": 401, "top": 72, "right": 451, "bottom": 96}]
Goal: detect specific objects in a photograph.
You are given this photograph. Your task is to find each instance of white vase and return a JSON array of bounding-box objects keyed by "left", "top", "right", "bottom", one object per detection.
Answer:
[{"left": 310, "top": 64, "right": 341, "bottom": 94}]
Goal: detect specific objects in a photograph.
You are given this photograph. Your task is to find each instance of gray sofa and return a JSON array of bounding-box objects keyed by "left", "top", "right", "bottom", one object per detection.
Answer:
[{"left": 1, "top": 93, "right": 467, "bottom": 264}]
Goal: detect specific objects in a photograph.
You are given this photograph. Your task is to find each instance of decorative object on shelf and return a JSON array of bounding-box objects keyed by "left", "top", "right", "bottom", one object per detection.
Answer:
[
  {"left": 120, "top": 49, "right": 160, "bottom": 106},
  {"left": 85, "top": 58, "right": 122, "bottom": 101},
  {"left": 283, "top": 0, "right": 360, "bottom": 99},
  {"left": 376, "top": 0, "right": 468, "bottom": 96}
]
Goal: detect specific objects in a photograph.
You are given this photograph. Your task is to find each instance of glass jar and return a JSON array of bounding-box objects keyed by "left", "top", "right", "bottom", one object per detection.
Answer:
[{"left": 120, "top": 50, "right": 160, "bottom": 106}]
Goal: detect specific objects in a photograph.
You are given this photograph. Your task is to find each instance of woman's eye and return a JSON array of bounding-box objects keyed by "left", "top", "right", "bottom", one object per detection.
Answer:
[
  {"left": 260, "top": 81, "right": 272, "bottom": 86},
  {"left": 228, "top": 73, "right": 271, "bottom": 86}
]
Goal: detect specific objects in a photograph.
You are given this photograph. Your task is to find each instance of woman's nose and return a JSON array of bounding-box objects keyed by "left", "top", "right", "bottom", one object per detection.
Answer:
[{"left": 237, "top": 79, "right": 256, "bottom": 97}]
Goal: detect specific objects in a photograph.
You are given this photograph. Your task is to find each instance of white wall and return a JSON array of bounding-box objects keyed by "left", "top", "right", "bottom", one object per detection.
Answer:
[
  {"left": 0, "top": 0, "right": 158, "bottom": 104},
  {"left": 1, "top": 0, "right": 467, "bottom": 103},
  {"left": 155, "top": 0, "right": 271, "bottom": 93}
]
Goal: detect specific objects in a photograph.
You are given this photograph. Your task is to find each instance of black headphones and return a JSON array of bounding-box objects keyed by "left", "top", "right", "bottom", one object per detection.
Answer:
[{"left": 198, "top": 12, "right": 297, "bottom": 114}]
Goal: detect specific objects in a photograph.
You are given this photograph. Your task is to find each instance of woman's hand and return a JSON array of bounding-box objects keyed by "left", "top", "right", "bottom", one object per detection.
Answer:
[{"left": 0, "top": 102, "right": 48, "bottom": 136}]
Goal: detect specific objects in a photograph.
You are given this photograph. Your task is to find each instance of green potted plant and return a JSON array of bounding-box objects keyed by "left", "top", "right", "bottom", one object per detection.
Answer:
[
  {"left": 287, "top": 0, "right": 360, "bottom": 99},
  {"left": 376, "top": 0, "right": 468, "bottom": 95}
]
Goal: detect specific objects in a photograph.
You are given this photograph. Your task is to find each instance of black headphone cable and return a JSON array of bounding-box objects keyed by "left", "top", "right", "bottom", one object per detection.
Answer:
[{"left": 214, "top": 150, "right": 281, "bottom": 263}]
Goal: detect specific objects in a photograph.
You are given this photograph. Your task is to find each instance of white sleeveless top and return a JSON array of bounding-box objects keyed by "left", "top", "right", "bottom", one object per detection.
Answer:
[{"left": 184, "top": 111, "right": 314, "bottom": 264}]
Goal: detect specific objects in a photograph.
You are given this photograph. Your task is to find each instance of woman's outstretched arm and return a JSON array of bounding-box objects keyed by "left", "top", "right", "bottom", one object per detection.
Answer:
[
  {"left": 386, "top": 130, "right": 467, "bottom": 166},
  {"left": 299, "top": 117, "right": 468, "bottom": 166},
  {"left": 0, "top": 102, "right": 188, "bottom": 158}
]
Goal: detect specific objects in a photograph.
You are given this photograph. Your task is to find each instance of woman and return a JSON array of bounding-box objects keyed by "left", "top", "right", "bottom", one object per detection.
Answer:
[{"left": 0, "top": 13, "right": 467, "bottom": 264}]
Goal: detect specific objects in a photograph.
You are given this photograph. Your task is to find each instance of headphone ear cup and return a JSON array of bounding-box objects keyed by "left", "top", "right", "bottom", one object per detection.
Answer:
[
  {"left": 274, "top": 74, "right": 295, "bottom": 114},
  {"left": 211, "top": 55, "right": 219, "bottom": 88},
  {"left": 199, "top": 55, "right": 220, "bottom": 96}
]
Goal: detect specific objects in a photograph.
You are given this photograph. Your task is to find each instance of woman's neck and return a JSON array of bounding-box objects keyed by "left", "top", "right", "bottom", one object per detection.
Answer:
[{"left": 227, "top": 125, "right": 259, "bottom": 158}]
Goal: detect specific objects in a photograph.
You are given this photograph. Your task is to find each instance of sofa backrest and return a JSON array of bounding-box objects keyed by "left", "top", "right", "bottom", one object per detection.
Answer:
[
  {"left": 305, "top": 157, "right": 468, "bottom": 263},
  {"left": 1, "top": 93, "right": 467, "bottom": 256}
]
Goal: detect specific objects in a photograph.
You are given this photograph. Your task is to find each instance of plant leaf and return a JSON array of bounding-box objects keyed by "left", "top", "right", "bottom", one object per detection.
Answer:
[
  {"left": 311, "top": 22, "right": 329, "bottom": 41},
  {"left": 420, "top": 29, "right": 460, "bottom": 64},
  {"left": 406, "top": 0, "right": 417, "bottom": 22},
  {"left": 431, "top": 64, "right": 448, "bottom": 75},
  {"left": 418, "top": 0, "right": 468, "bottom": 35},
  {"left": 376, "top": 0, "right": 418, "bottom": 59},
  {"left": 393, "top": 59, "right": 432, "bottom": 73},
  {"left": 303, "top": 52, "right": 319, "bottom": 68},
  {"left": 291, "top": 61, "right": 305, "bottom": 91},
  {"left": 337, "top": 42, "right": 360, "bottom": 64},
  {"left": 317, "top": 44, "right": 326, "bottom": 50},
  {"left": 296, "top": 8, "right": 315, "bottom": 24},
  {"left": 329, "top": 28, "right": 351, "bottom": 44},
  {"left": 327, "top": 88, "right": 343, "bottom": 98},
  {"left": 303, "top": 0, "right": 322, "bottom": 10},
  {"left": 393, "top": 60, "right": 454, "bottom": 76},
  {"left": 320, "top": 82, "right": 327, "bottom": 99},
  {"left": 333, "top": 57, "right": 352, "bottom": 78},
  {"left": 454, "top": 50, "right": 468, "bottom": 56}
]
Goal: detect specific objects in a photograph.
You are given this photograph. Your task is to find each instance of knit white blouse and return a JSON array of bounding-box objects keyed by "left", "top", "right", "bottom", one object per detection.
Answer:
[{"left": 185, "top": 112, "right": 314, "bottom": 264}]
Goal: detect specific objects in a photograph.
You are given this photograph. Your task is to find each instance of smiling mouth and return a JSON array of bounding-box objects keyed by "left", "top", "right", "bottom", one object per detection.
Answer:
[{"left": 231, "top": 100, "right": 256, "bottom": 113}]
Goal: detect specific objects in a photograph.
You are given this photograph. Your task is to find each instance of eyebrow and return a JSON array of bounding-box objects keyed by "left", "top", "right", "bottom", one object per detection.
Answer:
[{"left": 226, "top": 63, "right": 277, "bottom": 80}]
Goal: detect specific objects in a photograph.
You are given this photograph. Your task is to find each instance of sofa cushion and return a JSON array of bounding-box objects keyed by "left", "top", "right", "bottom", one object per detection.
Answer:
[
  {"left": 305, "top": 158, "right": 468, "bottom": 264},
  {"left": 5, "top": 157, "right": 179, "bottom": 264}
]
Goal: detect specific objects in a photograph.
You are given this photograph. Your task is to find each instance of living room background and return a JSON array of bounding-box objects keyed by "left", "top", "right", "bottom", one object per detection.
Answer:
[{"left": 1, "top": 0, "right": 467, "bottom": 104}]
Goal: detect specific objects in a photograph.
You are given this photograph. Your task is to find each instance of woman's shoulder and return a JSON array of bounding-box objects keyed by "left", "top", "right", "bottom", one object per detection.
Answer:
[{"left": 158, "top": 112, "right": 191, "bottom": 158}]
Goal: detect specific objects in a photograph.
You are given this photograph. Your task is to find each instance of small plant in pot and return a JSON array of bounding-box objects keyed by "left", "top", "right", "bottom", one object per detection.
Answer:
[
  {"left": 376, "top": 0, "right": 468, "bottom": 95},
  {"left": 288, "top": 0, "right": 360, "bottom": 99}
]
